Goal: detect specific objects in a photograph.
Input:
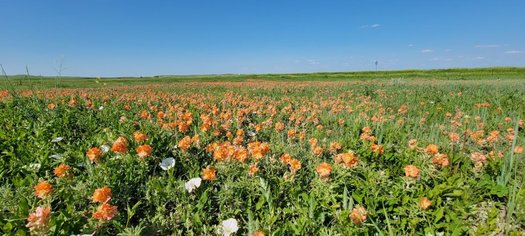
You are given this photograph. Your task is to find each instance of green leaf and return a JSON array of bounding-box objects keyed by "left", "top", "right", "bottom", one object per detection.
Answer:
[
  {"left": 434, "top": 208, "right": 444, "bottom": 223},
  {"left": 2, "top": 222, "right": 13, "bottom": 233},
  {"left": 256, "top": 196, "right": 265, "bottom": 211}
]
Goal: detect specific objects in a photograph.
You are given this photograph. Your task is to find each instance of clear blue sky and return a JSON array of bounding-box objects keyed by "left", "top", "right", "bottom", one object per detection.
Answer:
[{"left": 1, "top": 0, "right": 525, "bottom": 77}]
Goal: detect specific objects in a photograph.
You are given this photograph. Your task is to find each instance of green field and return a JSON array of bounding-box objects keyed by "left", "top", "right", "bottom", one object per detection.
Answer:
[{"left": 4, "top": 67, "right": 525, "bottom": 90}]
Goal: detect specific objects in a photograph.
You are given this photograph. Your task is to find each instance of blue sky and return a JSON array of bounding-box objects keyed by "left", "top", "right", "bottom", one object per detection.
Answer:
[{"left": 1, "top": 0, "right": 525, "bottom": 77}]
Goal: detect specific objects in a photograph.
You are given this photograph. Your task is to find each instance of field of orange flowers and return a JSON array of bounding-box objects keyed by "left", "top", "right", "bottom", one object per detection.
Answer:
[{"left": 1, "top": 79, "right": 524, "bottom": 235}]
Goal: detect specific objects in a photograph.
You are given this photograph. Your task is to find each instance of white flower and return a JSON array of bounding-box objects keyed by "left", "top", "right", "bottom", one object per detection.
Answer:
[
  {"left": 184, "top": 177, "right": 202, "bottom": 193},
  {"left": 247, "top": 131, "right": 256, "bottom": 137},
  {"left": 101, "top": 145, "right": 110, "bottom": 153},
  {"left": 221, "top": 218, "right": 239, "bottom": 236},
  {"left": 160, "top": 157, "right": 175, "bottom": 170},
  {"left": 98, "top": 106, "right": 104, "bottom": 110},
  {"left": 51, "top": 137, "right": 63, "bottom": 143}
]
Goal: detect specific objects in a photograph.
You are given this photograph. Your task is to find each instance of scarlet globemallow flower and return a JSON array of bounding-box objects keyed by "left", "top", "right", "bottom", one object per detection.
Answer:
[
  {"left": 252, "top": 231, "right": 265, "bottom": 236},
  {"left": 34, "top": 181, "right": 52, "bottom": 199},
  {"left": 335, "top": 152, "right": 359, "bottom": 168},
  {"left": 312, "top": 145, "right": 324, "bottom": 155},
  {"left": 370, "top": 143, "right": 384, "bottom": 155},
  {"left": 92, "top": 203, "right": 118, "bottom": 221},
  {"left": 177, "top": 136, "right": 192, "bottom": 151},
  {"left": 86, "top": 147, "right": 102, "bottom": 162},
  {"left": 424, "top": 144, "right": 439, "bottom": 155},
  {"left": 316, "top": 163, "right": 332, "bottom": 179},
  {"left": 448, "top": 132, "right": 460, "bottom": 143},
  {"left": 53, "top": 163, "right": 71, "bottom": 178},
  {"left": 111, "top": 137, "right": 128, "bottom": 153},
  {"left": 280, "top": 153, "right": 292, "bottom": 164},
  {"left": 92, "top": 187, "right": 112, "bottom": 203},
  {"left": 350, "top": 205, "right": 368, "bottom": 224},
  {"left": 248, "top": 163, "right": 259, "bottom": 176},
  {"left": 470, "top": 152, "right": 487, "bottom": 165},
  {"left": 514, "top": 146, "right": 523, "bottom": 154},
  {"left": 136, "top": 144, "right": 153, "bottom": 159},
  {"left": 408, "top": 139, "right": 418, "bottom": 150},
  {"left": 26, "top": 206, "right": 51, "bottom": 235},
  {"left": 288, "top": 158, "right": 302, "bottom": 173},
  {"left": 431, "top": 153, "right": 449, "bottom": 167},
  {"left": 404, "top": 165, "right": 419, "bottom": 178},
  {"left": 202, "top": 166, "right": 217, "bottom": 181},
  {"left": 418, "top": 197, "right": 432, "bottom": 210},
  {"left": 133, "top": 131, "right": 148, "bottom": 142}
]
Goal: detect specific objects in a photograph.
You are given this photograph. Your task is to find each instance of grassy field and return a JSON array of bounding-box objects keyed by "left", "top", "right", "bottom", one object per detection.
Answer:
[
  {"left": 0, "top": 68, "right": 524, "bottom": 235},
  {"left": 3, "top": 67, "right": 525, "bottom": 90}
]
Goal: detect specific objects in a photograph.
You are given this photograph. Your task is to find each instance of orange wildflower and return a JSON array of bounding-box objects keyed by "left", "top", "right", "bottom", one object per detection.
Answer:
[
  {"left": 177, "top": 136, "right": 192, "bottom": 151},
  {"left": 431, "top": 153, "right": 449, "bottom": 167},
  {"left": 47, "top": 103, "right": 55, "bottom": 110},
  {"left": 136, "top": 144, "right": 153, "bottom": 159},
  {"left": 312, "top": 145, "right": 324, "bottom": 155},
  {"left": 34, "top": 181, "right": 52, "bottom": 199},
  {"left": 53, "top": 163, "right": 71, "bottom": 178},
  {"left": 316, "top": 163, "right": 332, "bottom": 178},
  {"left": 140, "top": 110, "right": 150, "bottom": 120},
  {"left": 334, "top": 152, "right": 359, "bottom": 168},
  {"left": 370, "top": 143, "right": 384, "bottom": 155},
  {"left": 448, "top": 132, "right": 460, "bottom": 143},
  {"left": 280, "top": 153, "right": 292, "bottom": 164},
  {"left": 26, "top": 206, "right": 51, "bottom": 235},
  {"left": 92, "top": 203, "right": 118, "bottom": 221},
  {"left": 404, "top": 165, "right": 419, "bottom": 178},
  {"left": 233, "top": 147, "right": 249, "bottom": 163},
  {"left": 133, "top": 131, "right": 148, "bottom": 142},
  {"left": 178, "top": 122, "right": 189, "bottom": 132},
  {"left": 111, "top": 137, "right": 128, "bottom": 153},
  {"left": 424, "top": 144, "right": 439, "bottom": 155},
  {"left": 514, "top": 146, "right": 523, "bottom": 154},
  {"left": 287, "top": 129, "right": 296, "bottom": 139},
  {"left": 248, "top": 163, "right": 259, "bottom": 176},
  {"left": 92, "top": 187, "right": 112, "bottom": 203},
  {"left": 470, "top": 152, "right": 487, "bottom": 165},
  {"left": 86, "top": 147, "right": 102, "bottom": 162},
  {"left": 289, "top": 158, "right": 302, "bottom": 173},
  {"left": 350, "top": 205, "right": 368, "bottom": 224},
  {"left": 329, "top": 142, "right": 342, "bottom": 154},
  {"left": 418, "top": 197, "right": 432, "bottom": 210},
  {"left": 252, "top": 231, "right": 265, "bottom": 236},
  {"left": 486, "top": 130, "right": 499, "bottom": 143},
  {"left": 408, "top": 139, "right": 418, "bottom": 150},
  {"left": 202, "top": 166, "right": 217, "bottom": 181},
  {"left": 275, "top": 122, "right": 285, "bottom": 131}
]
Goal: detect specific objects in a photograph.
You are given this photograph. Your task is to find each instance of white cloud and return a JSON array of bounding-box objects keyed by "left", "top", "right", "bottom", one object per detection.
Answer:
[
  {"left": 361, "top": 24, "right": 381, "bottom": 29},
  {"left": 474, "top": 56, "right": 485, "bottom": 60},
  {"left": 505, "top": 50, "right": 525, "bottom": 54},
  {"left": 421, "top": 49, "right": 433, "bottom": 53},
  {"left": 475, "top": 44, "right": 501, "bottom": 48}
]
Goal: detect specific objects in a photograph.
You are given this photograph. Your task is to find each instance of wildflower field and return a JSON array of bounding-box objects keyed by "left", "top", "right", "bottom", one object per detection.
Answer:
[{"left": 1, "top": 69, "right": 525, "bottom": 235}]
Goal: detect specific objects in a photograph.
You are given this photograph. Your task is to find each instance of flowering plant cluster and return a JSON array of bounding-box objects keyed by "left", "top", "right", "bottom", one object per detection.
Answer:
[{"left": 0, "top": 79, "right": 524, "bottom": 235}]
